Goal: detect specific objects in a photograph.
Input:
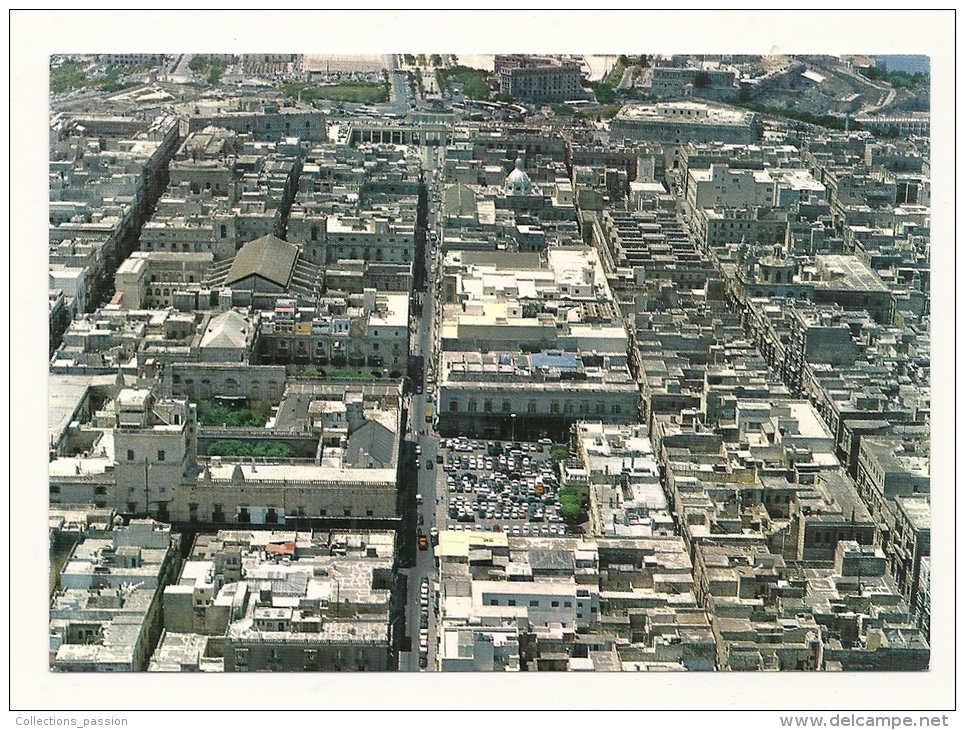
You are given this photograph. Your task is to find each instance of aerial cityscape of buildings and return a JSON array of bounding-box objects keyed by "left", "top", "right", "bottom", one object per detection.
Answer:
[{"left": 41, "top": 46, "right": 933, "bottom": 682}]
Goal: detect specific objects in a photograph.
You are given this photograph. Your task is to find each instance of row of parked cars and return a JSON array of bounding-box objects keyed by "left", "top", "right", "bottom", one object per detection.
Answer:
[
  {"left": 442, "top": 437, "right": 550, "bottom": 455},
  {"left": 446, "top": 522, "right": 569, "bottom": 536},
  {"left": 418, "top": 576, "right": 430, "bottom": 669}
]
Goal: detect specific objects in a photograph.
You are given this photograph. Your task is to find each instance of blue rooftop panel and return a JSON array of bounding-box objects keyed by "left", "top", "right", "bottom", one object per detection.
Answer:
[{"left": 530, "top": 351, "right": 580, "bottom": 370}]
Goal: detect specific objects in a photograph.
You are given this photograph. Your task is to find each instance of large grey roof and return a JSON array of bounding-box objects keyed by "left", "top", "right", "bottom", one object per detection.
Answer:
[
  {"left": 346, "top": 419, "right": 396, "bottom": 468},
  {"left": 224, "top": 234, "right": 297, "bottom": 289}
]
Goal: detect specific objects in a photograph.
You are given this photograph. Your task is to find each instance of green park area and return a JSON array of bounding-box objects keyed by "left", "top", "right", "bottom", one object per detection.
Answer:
[
  {"left": 281, "top": 80, "right": 389, "bottom": 104},
  {"left": 206, "top": 440, "right": 293, "bottom": 458},
  {"left": 50, "top": 59, "right": 141, "bottom": 94},
  {"left": 436, "top": 66, "right": 491, "bottom": 100}
]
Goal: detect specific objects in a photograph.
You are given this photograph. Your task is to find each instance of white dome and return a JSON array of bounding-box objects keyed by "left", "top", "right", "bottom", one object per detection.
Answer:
[{"left": 505, "top": 157, "right": 532, "bottom": 196}]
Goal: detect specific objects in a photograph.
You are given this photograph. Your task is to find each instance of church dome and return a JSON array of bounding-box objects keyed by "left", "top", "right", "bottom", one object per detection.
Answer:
[{"left": 505, "top": 157, "right": 532, "bottom": 196}]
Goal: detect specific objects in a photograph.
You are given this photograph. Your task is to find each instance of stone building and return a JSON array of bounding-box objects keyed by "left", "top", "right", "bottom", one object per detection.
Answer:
[
  {"left": 155, "top": 529, "right": 393, "bottom": 672},
  {"left": 50, "top": 519, "right": 181, "bottom": 671}
]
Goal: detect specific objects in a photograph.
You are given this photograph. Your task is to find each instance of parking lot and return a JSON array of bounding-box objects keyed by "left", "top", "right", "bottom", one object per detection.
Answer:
[{"left": 438, "top": 437, "right": 571, "bottom": 537}]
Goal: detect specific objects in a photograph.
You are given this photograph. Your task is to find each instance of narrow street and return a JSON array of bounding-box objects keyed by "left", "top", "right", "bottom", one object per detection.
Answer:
[{"left": 398, "top": 143, "right": 444, "bottom": 670}]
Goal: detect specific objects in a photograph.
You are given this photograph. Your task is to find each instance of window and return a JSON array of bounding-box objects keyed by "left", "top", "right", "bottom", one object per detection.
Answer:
[
  {"left": 50, "top": 485, "right": 60, "bottom": 494},
  {"left": 467, "top": 399, "right": 477, "bottom": 413},
  {"left": 157, "top": 450, "right": 165, "bottom": 462},
  {"left": 502, "top": 400, "right": 511, "bottom": 413},
  {"left": 527, "top": 401, "right": 537, "bottom": 414},
  {"left": 95, "top": 486, "right": 107, "bottom": 496},
  {"left": 507, "top": 599, "right": 516, "bottom": 607},
  {"left": 564, "top": 601, "right": 572, "bottom": 608},
  {"left": 490, "top": 598, "right": 499, "bottom": 606},
  {"left": 344, "top": 508, "right": 351, "bottom": 517},
  {"left": 529, "top": 600, "right": 539, "bottom": 607},
  {"left": 127, "top": 449, "right": 135, "bottom": 461},
  {"left": 484, "top": 400, "right": 493, "bottom": 413},
  {"left": 449, "top": 400, "right": 458, "bottom": 412},
  {"left": 551, "top": 601, "right": 559, "bottom": 608}
]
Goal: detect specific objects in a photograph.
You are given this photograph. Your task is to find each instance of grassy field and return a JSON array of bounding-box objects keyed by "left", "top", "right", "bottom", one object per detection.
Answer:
[
  {"left": 281, "top": 81, "right": 389, "bottom": 104},
  {"left": 550, "top": 103, "right": 623, "bottom": 120}
]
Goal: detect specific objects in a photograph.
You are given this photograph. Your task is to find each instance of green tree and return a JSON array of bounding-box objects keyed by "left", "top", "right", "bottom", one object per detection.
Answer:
[
  {"left": 549, "top": 446, "right": 570, "bottom": 462},
  {"left": 251, "top": 442, "right": 293, "bottom": 458},
  {"left": 592, "top": 81, "right": 615, "bottom": 105},
  {"left": 558, "top": 486, "right": 587, "bottom": 524}
]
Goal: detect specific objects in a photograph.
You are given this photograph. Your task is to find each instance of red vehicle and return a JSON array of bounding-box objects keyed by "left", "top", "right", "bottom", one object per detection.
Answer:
[{"left": 418, "top": 535, "right": 429, "bottom": 551}]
